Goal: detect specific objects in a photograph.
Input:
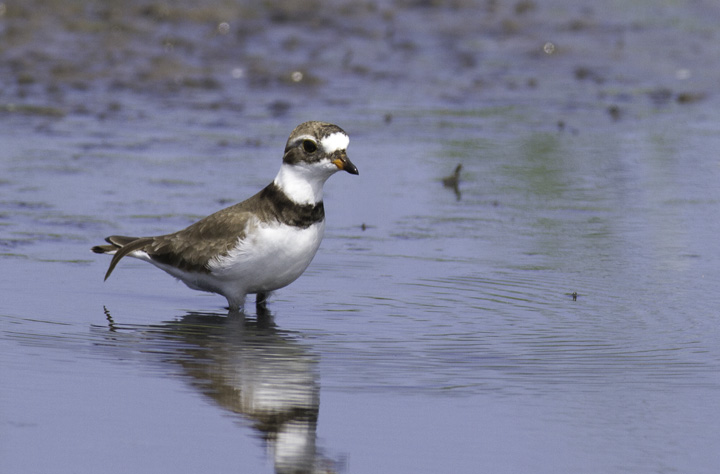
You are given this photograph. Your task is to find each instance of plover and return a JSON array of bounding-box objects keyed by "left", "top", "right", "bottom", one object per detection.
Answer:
[{"left": 92, "top": 121, "right": 358, "bottom": 311}]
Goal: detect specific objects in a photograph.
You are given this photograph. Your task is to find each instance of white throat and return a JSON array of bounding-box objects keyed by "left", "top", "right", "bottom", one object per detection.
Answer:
[{"left": 273, "top": 163, "right": 332, "bottom": 205}]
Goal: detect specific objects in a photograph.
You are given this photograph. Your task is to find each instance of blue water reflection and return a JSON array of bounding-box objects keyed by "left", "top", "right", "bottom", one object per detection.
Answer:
[
  {"left": 2, "top": 0, "right": 720, "bottom": 472},
  {"left": 93, "top": 309, "right": 343, "bottom": 473}
]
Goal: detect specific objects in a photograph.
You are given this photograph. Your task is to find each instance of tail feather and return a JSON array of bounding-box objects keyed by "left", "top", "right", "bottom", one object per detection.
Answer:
[
  {"left": 91, "top": 244, "right": 115, "bottom": 254},
  {"left": 106, "top": 235, "right": 141, "bottom": 247},
  {"left": 92, "top": 235, "right": 154, "bottom": 281}
]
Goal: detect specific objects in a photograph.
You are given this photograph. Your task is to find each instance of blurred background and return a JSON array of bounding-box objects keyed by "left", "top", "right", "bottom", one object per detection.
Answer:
[{"left": 2, "top": 1, "right": 719, "bottom": 473}]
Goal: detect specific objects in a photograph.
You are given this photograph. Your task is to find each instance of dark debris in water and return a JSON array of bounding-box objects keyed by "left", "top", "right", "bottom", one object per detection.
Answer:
[
  {"left": 1, "top": 104, "right": 65, "bottom": 118},
  {"left": 676, "top": 92, "right": 706, "bottom": 104},
  {"left": 442, "top": 164, "right": 463, "bottom": 201},
  {"left": 0, "top": 0, "right": 714, "bottom": 126},
  {"left": 648, "top": 88, "right": 708, "bottom": 107}
]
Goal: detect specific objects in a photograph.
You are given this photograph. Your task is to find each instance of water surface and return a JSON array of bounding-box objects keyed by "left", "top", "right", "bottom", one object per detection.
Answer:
[{"left": 2, "top": 1, "right": 720, "bottom": 473}]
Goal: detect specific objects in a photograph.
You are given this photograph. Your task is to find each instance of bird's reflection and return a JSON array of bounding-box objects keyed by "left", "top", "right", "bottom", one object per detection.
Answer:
[{"left": 99, "top": 308, "right": 341, "bottom": 474}]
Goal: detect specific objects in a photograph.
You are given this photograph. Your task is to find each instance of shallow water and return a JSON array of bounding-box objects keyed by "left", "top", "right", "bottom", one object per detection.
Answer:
[{"left": 2, "top": 1, "right": 720, "bottom": 473}]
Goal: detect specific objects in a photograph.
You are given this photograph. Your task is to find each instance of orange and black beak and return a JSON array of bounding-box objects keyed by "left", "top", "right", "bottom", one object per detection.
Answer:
[{"left": 333, "top": 152, "right": 359, "bottom": 175}]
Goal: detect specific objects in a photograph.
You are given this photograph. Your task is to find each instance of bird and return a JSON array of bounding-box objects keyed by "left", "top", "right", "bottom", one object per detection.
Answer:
[{"left": 92, "top": 121, "right": 358, "bottom": 312}]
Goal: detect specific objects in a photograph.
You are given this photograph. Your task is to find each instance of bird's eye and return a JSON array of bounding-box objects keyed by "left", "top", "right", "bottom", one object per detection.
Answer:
[{"left": 302, "top": 139, "right": 317, "bottom": 153}]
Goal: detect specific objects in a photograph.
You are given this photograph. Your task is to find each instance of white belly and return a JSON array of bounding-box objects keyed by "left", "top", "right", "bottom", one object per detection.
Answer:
[{"left": 207, "top": 219, "right": 325, "bottom": 294}]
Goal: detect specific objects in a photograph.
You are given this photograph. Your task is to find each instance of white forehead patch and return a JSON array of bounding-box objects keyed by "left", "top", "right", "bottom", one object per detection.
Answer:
[{"left": 320, "top": 132, "right": 349, "bottom": 153}]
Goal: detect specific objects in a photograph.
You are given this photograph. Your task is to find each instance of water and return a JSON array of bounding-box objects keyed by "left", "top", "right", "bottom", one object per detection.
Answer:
[{"left": 2, "top": 1, "right": 720, "bottom": 473}]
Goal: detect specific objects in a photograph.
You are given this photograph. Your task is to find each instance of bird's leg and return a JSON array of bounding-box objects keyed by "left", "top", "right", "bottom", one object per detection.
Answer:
[
  {"left": 256, "top": 292, "right": 268, "bottom": 313},
  {"left": 255, "top": 292, "right": 275, "bottom": 326}
]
